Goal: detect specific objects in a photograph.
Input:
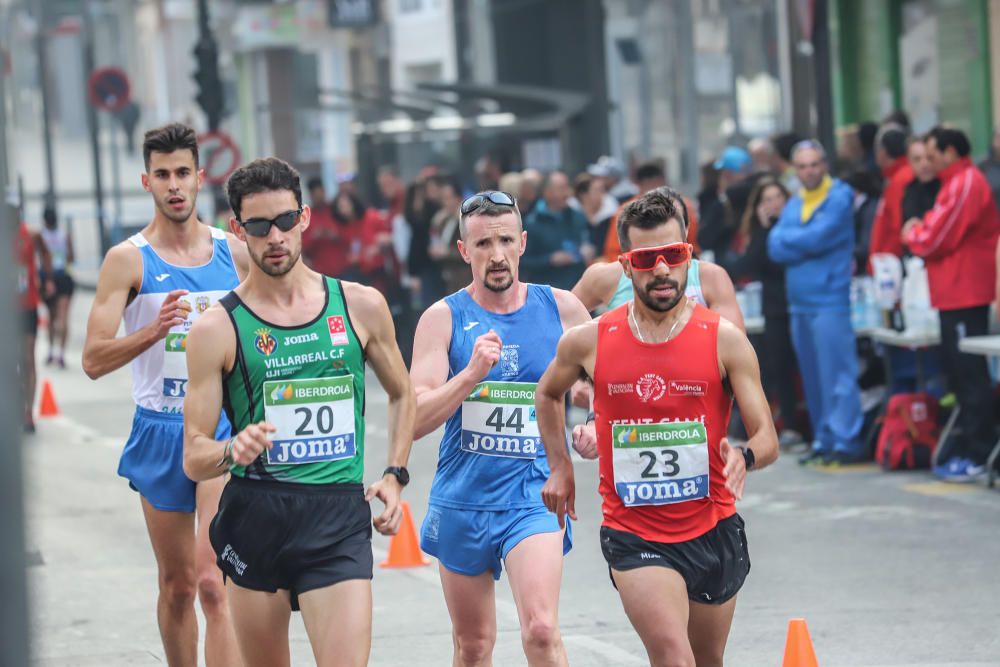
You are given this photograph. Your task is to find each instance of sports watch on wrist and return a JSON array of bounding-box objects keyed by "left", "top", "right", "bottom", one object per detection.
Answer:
[
  {"left": 383, "top": 466, "right": 410, "bottom": 486},
  {"left": 741, "top": 446, "right": 756, "bottom": 471}
]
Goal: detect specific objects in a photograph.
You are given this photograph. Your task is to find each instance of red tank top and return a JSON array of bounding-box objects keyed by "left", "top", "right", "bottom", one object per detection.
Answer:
[
  {"left": 16, "top": 223, "right": 39, "bottom": 310},
  {"left": 593, "top": 302, "right": 734, "bottom": 543}
]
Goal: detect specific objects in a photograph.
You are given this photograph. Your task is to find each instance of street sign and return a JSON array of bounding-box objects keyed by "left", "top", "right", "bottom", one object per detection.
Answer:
[
  {"left": 197, "top": 131, "right": 241, "bottom": 186},
  {"left": 87, "top": 66, "right": 130, "bottom": 113}
]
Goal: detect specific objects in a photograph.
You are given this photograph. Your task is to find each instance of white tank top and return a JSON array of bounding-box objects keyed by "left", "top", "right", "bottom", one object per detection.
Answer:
[
  {"left": 122, "top": 227, "right": 240, "bottom": 413},
  {"left": 40, "top": 227, "right": 69, "bottom": 271}
]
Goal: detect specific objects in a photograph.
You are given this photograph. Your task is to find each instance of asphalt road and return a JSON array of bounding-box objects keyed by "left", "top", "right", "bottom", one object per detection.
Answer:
[{"left": 23, "top": 293, "right": 1000, "bottom": 666}]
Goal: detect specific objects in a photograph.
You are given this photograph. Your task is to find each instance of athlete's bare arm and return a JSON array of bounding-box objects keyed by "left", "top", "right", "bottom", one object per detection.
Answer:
[
  {"left": 225, "top": 232, "right": 251, "bottom": 281},
  {"left": 536, "top": 321, "right": 599, "bottom": 527},
  {"left": 343, "top": 281, "right": 416, "bottom": 536},
  {"left": 553, "top": 287, "right": 593, "bottom": 330},
  {"left": 716, "top": 318, "right": 779, "bottom": 498},
  {"left": 410, "top": 299, "right": 502, "bottom": 439},
  {"left": 700, "top": 261, "right": 745, "bottom": 332},
  {"left": 571, "top": 261, "right": 621, "bottom": 312},
  {"left": 182, "top": 306, "right": 258, "bottom": 481},
  {"left": 82, "top": 243, "right": 192, "bottom": 379}
]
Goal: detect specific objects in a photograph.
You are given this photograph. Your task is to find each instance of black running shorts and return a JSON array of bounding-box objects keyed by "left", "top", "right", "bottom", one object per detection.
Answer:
[
  {"left": 209, "top": 476, "right": 373, "bottom": 610},
  {"left": 600, "top": 513, "right": 750, "bottom": 605}
]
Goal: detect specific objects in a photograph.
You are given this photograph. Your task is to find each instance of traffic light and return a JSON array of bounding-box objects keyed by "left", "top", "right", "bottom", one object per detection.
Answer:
[{"left": 192, "top": 1, "right": 224, "bottom": 130}]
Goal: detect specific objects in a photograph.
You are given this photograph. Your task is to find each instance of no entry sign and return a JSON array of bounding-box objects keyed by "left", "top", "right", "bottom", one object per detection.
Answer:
[
  {"left": 197, "top": 131, "right": 241, "bottom": 186},
  {"left": 87, "top": 66, "right": 131, "bottom": 113}
]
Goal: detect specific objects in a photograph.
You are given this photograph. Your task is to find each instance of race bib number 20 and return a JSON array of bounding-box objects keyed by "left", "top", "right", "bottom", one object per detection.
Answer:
[
  {"left": 460, "top": 382, "right": 539, "bottom": 459},
  {"left": 263, "top": 376, "right": 356, "bottom": 465},
  {"left": 612, "top": 422, "right": 709, "bottom": 506}
]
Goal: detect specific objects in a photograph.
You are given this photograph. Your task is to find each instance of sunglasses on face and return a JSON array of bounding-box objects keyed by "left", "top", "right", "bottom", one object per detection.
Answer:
[
  {"left": 621, "top": 242, "right": 692, "bottom": 271},
  {"left": 239, "top": 208, "right": 302, "bottom": 238},
  {"left": 460, "top": 190, "right": 516, "bottom": 215}
]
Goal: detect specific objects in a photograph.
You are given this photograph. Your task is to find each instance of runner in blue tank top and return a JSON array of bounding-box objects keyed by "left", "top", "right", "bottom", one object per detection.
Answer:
[
  {"left": 410, "top": 190, "right": 590, "bottom": 666},
  {"left": 82, "top": 124, "right": 247, "bottom": 666}
]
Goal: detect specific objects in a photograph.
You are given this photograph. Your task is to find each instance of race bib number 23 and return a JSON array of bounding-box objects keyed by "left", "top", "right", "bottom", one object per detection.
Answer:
[{"left": 612, "top": 421, "right": 710, "bottom": 506}]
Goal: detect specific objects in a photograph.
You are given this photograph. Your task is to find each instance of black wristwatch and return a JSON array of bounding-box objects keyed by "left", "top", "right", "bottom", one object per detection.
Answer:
[
  {"left": 383, "top": 466, "right": 410, "bottom": 486},
  {"left": 741, "top": 447, "right": 756, "bottom": 471}
]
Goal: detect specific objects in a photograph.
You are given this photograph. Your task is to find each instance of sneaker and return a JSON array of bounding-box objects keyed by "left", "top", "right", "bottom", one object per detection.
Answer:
[
  {"left": 821, "top": 450, "right": 866, "bottom": 467},
  {"left": 44, "top": 354, "right": 54, "bottom": 366},
  {"left": 936, "top": 457, "right": 986, "bottom": 483},
  {"left": 798, "top": 449, "right": 826, "bottom": 465},
  {"left": 57, "top": 356, "right": 66, "bottom": 370}
]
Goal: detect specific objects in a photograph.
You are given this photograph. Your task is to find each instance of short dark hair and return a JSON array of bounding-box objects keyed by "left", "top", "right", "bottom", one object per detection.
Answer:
[
  {"left": 306, "top": 176, "right": 324, "bottom": 192},
  {"left": 772, "top": 132, "right": 802, "bottom": 162},
  {"left": 858, "top": 121, "right": 879, "bottom": 152},
  {"left": 617, "top": 187, "right": 686, "bottom": 251},
  {"left": 459, "top": 193, "right": 522, "bottom": 240},
  {"left": 225, "top": 157, "right": 302, "bottom": 221},
  {"left": 878, "top": 126, "right": 909, "bottom": 159},
  {"left": 928, "top": 126, "right": 971, "bottom": 158},
  {"left": 882, "top": 109, "right": 911, "bottom": 131},
  {"left": 635, "top": 161, "right": 666, "bottom": 183},
  {"left": 142, "top": 123, "right": 198, "bottom": 171}
]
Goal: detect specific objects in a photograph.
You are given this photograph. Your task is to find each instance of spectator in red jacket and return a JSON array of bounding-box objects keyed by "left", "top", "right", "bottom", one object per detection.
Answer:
[
  {"left": 903, "top": 126, "right": 1000, "bottom": 482},
  {"left": 868, "top": 126, "right": 912, "bottom": 263}
]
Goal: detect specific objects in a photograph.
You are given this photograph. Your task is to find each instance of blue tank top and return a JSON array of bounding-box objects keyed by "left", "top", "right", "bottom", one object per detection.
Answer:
[
  {"left": 608, "top": 259, "right": 704, "bottom": 309},
  {"left": 428, "top": 285, "right": 566, "bottom": 510},
  {"left": 123, "top": 227, "right": 240, "bottom": 412}
]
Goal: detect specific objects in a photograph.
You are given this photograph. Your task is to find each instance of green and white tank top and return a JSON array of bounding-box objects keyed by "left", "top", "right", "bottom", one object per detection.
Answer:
[
  {"left": 608, "top": 258, "right": 705, "bottom": 309},
  {"left": 220, "top": 276, "right": 366, "bottom": 484}
]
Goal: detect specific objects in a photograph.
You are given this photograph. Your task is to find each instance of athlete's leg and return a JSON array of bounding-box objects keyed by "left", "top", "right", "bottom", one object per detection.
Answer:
[
  {"left": 505, "top": 531, "right": 568, "bottom": 667},
  {"left": 611, "top": 567, "right": 695, "bottom": 667},
  {"left": 440, "top": 566, "right": 497, "bottom": 667},
  {"left": 195, "top": 477, "right": 240, "bottom": 667},
  {"left": 55, "top": 294, "right": 71, "bottom": 361},
  {"left": 225, "top": 582, "right": 292, "bottom": 667},
  {"left": 140, "top": 497, "right": 198, "bottom": 667},
  {"left": 297, "top": 579, "right": 372, "bottom": 667},
  {"left": 687, "top": 597, "right": 738, "bottom": 667}
]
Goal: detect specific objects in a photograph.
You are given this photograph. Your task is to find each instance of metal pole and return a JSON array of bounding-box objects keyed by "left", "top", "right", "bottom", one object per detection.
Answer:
[
  {"left": 109, "top": 114, "right": 123, "bottom": 242},
  {"left": 82, "top": 2, "right": 108, "bottom": 255},
  {"left": 813, "top": 0, "right": 835, "bottom": 153},
  {"left": 677, "top": 0, "right": 700, "bottom": 191},
  {"left": 0, "top": 31, "right": 32, "bottom": 667},
  {"left": 34, "top": 0, "right": 57, "bottom": 209}
]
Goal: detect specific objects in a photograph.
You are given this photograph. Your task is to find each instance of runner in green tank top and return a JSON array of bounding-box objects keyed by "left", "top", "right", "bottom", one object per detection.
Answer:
[{"left": 182, "top": 157, "right": 416, "bottom": 666}]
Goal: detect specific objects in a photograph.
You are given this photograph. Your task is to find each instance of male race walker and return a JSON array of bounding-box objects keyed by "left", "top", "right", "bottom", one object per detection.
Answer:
[
  {"left": 183, "top": 157, "right": 416, "bottom": 667},
  {"left": 82, "top": 123, "right": 247, "bottom": 667},
  {"left": 409, "top": 190, "right": 591, "bottom": 666},
  {"left": 536, "top": 189, "right": 779, "bottom": 667}
]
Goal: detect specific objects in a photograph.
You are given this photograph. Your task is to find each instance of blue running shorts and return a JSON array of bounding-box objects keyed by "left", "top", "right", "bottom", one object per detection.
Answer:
[
  {"left": 118, "top": 406, "right": 232, "bottom": 512},
  {"left": 420, "top": 503, "right": 572, "bottom": 580}
]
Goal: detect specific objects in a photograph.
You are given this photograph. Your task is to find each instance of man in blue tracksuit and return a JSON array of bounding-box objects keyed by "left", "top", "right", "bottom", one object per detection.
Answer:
[{"left": 768, "top": 140, "right": 864, "bottom": 465}]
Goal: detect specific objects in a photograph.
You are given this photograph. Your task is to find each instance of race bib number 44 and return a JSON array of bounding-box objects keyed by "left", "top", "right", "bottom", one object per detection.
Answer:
[
  {"left": 612, "top": 422, "right": 709, "bottom": 507},
  {"left": 461, "top": 382, "right": 539, "bottom": 459},
  {"left": 263, "top": 376, "right": 356, "bottom": 465}
]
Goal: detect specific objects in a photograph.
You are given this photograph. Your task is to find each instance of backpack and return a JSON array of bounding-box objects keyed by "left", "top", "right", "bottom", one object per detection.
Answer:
[{"left": 876, "top": 393, "right": 939, "bottom": 470}]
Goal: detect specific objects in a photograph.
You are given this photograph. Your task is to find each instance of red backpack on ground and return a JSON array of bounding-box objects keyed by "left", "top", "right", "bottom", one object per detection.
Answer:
[{"left": 876, "top": 393, "right": 939, "bottom": 470}]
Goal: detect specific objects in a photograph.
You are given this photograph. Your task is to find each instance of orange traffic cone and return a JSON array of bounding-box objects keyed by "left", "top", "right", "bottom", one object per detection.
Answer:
[
  {"left": 782, "top": 618, "right": 819, "bottom": 667},
  {"left": 38, "top": 379, "right": 60, "bottom": 417},
  {"left": 380, "top": 501, "right": 429, "bottom": 568}
]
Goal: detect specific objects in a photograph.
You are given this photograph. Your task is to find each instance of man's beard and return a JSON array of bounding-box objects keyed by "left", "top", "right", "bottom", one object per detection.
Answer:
[
  {"left": 635, "top": 273, "right": 686, "bottom": 312},
  {"left": 251, "top": 244, "right": 301, "bottom": 277},
  {"left": 483, "top": 262, "right": 514, "bottom": 293}
]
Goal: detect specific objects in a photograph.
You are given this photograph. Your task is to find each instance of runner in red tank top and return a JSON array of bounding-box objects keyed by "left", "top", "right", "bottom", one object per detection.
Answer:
[
  {"left": 535, "top": 188, "right": 778, "bottom": 667},
  {"left": 16, "top": 219, "right": 54, "bottom": 433}
]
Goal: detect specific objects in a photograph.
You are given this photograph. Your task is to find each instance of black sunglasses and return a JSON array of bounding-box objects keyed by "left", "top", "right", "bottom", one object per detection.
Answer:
[
  {"left": 460, "top": 191, "right": 516, "bottom": 215},
  {"left": 239, "top": 208, "right": 302, "bottom": 237}
]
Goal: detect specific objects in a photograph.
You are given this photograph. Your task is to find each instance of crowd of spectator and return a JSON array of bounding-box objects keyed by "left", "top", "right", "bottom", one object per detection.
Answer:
[{"left": 301, "top": 113, "right": 1000, "bottom": 481}]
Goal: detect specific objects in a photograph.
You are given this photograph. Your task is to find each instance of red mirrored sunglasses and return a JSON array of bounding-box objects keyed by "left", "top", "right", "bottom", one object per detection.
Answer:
[{"left": 621, "top": 242, "right": 693, "bottom": 271}]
